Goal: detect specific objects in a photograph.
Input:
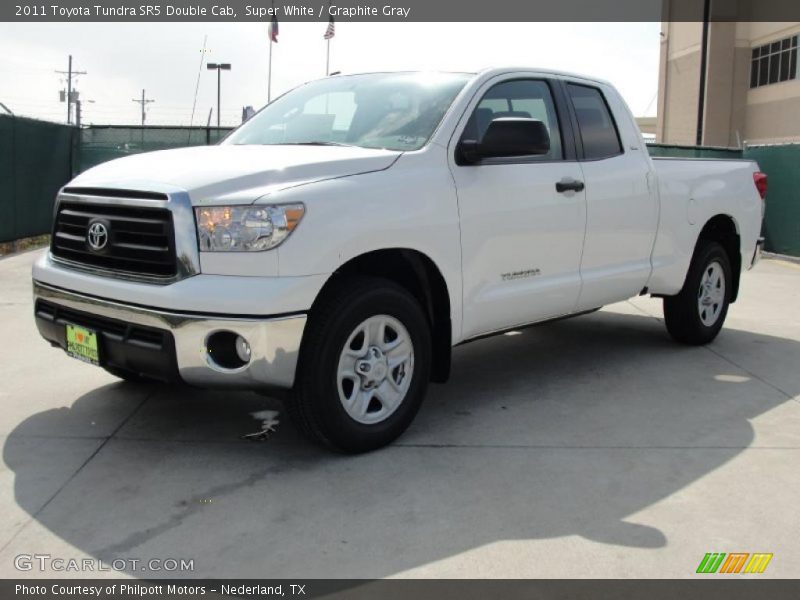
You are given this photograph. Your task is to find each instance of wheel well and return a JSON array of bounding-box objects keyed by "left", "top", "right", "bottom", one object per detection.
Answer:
[
  {"left": 312, "top": 249, "right": 452, "bottom": 383},
  {"left": 697, "top": 215, "right": 741, "bottom": 302}
]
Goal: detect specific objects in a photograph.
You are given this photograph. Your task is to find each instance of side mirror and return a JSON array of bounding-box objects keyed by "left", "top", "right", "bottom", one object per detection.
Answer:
[{"left": 459, "top": 118, "right": 551, "bottom": 164}]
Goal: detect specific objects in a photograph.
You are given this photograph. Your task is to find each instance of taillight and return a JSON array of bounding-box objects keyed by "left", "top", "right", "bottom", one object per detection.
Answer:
[{"left": 753, "top": 171, "right": 768, "bottom": 200}]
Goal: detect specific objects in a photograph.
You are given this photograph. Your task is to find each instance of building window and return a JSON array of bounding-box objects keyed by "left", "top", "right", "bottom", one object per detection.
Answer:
[{"left": 750, "top": 35, "right": 798, "bottom": 88}]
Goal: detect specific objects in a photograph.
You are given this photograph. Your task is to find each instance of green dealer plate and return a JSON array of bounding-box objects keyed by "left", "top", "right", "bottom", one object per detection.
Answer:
[{"left": 65, "top": 324, "right": 100, "bottom": 365}]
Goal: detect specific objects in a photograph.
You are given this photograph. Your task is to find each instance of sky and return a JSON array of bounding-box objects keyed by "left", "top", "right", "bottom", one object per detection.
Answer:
[{"left": 0, "top": 22, "right": 661, "bottom": 127}]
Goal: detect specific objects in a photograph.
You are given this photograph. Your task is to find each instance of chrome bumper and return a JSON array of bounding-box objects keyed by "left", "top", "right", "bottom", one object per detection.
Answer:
[{"left": 33, "top": 281, "right": 306, "bottom": 390}]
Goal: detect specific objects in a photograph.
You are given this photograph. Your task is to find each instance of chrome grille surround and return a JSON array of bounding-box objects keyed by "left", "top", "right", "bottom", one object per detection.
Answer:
[{"left": 49, "top": 188, "right": 200, "bottom": 284}]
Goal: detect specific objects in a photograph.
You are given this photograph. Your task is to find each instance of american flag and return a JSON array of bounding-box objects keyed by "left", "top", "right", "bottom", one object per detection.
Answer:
[
  {"left": 324, "top": 15, "right": 335, "bottom": 39},
  {"left": 269, "top": 14, "right": 279, "bottom": 43}
]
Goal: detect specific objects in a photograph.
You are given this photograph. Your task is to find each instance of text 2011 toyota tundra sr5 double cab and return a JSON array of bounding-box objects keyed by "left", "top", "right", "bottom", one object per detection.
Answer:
[{"left": 32, "top": 69, "right": 766, "bottom": 452}]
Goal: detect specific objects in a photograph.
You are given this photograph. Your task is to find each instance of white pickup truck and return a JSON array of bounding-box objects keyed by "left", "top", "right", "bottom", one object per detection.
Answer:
[{"left": 33, "top": 69, "right": 766, "bottom": 452}]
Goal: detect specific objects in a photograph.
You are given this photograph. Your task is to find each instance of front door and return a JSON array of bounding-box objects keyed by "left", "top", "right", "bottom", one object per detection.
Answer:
[{"left": 449, "top": 77, "right": 587, "bottom": 340}]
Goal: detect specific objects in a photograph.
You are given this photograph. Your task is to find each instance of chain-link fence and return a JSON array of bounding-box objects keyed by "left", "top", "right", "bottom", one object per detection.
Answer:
[{"left": 78, "top": 125, "right": 234, "bottom": 172}]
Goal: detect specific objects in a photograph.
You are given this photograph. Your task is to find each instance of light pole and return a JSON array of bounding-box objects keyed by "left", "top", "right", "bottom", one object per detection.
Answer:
[{"left": 206, "top": 62, "right": 231, "bottom": 128}]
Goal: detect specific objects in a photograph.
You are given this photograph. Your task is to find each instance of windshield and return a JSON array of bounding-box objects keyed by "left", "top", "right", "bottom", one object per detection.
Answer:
[{"left": 224, "top": 72, "right": 471, "bottom": 151}]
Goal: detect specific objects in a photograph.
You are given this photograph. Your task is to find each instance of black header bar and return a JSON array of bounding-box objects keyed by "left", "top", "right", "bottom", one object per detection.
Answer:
[{"left": 5, "top": 0, "right": 800, "bottom": 23}]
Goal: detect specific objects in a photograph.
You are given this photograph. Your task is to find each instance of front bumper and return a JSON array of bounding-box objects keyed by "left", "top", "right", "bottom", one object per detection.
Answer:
[{"left": 33, "top": 281, "right": 306, "bottom": 390}]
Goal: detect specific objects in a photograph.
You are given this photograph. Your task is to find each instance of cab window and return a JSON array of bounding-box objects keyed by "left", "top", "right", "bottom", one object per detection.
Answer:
[
  {"left": 461, "top": 79, "right": 564, "bottom": 161},
  {"left": 567, "top": 83, "right": 623, "bottom": 160}
]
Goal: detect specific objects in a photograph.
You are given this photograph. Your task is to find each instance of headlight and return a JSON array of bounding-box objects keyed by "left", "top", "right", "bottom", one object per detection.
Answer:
[{"left": 195, "top": 204, "right": 305, "bottom": 252}]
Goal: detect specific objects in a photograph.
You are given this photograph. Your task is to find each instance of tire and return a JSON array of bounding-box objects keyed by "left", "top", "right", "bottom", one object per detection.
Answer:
[
  {"left": 288, "top": 276, "right": 432, "bottom": 453},
  {"left": 103, "top": 366, "right": 153, "bottom": 384},
  {"left": 663, "top": 241, "right": 732, "bottom": 345}
]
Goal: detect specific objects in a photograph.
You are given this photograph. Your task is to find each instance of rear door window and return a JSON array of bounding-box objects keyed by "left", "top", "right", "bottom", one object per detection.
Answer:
[{"left": 567, "top": 84, "right": 622, "bottom": 160}]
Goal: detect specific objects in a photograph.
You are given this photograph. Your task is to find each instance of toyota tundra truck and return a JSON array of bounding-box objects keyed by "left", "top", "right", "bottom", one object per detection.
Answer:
[{"left": 32, "top": 69, "right": 766, "bottom": 452}]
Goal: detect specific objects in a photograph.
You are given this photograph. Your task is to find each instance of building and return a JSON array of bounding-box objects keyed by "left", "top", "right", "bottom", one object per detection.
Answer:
[{"left": 657, "top": 19, "right": 800, "bottom": 146}]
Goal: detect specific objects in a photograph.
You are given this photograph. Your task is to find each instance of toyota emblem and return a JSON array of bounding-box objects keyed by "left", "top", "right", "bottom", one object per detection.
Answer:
[{"left": 87, "top": 221, "right": 109, "bottom": 251}]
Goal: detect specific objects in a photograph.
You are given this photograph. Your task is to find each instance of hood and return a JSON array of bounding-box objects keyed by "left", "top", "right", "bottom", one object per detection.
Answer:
[{"left": 68, "top": 144, "right": 402, "bottom": 204}]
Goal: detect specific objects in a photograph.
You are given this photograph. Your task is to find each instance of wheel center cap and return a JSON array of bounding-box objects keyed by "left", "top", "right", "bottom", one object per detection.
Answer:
[
  {"left": 372, "top": 362, "right": 387, "bottom": 381},
  {"left": 357, "top": 346, "right": 388, "bottom": 388}
]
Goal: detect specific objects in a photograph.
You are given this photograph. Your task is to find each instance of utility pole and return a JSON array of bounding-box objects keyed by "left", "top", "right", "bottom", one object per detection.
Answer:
[
  {"left": 55, "top": 55, "right": 86, "bottom": 125},
  {"left": 132, "top": 89, "right": 155, "bottom": 126},
  {"left": 76, "top": 99, "right": 95, "bottom": 128},
  {"left": 206, "top": 63, "right": 231, "bottom": 127}
]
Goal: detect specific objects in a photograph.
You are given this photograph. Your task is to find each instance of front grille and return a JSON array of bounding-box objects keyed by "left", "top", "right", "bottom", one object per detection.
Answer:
[{"left": 51, "top": 201, "right": 177, "bottom": 278}]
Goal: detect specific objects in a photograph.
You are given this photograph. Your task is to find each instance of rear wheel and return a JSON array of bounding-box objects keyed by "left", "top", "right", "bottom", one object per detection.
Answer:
[
  {"left": 288, "top": 277, "right": 431, "bottom": 453},
  {"left": 663, "top": 241, "right": 732, "bottom": 345}
]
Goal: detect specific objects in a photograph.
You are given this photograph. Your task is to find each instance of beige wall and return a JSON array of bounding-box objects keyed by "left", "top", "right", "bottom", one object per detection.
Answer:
[
  {"left": 742, "top": 22, "right": 800, "bottom": 45},
  {"left": 743, "top": 25, "right": 800, "bottom": 143},
  {"left": 635, "top": 117, "right": 657, "bottom": 135},
  {"left": 657, "top": 11, "right": 800, "bottom": 146},
  {"left": 660, "top": 50, "right": 701, "bottom": 144},
  {"left": 702, "top": 25, "right": 751, "bottom": 147},
  {"left": 745, "top": 93, "right": 800, "bottom": 144},
  {"left": 656, "top": 19, "right": 704, "bottom": 145}
]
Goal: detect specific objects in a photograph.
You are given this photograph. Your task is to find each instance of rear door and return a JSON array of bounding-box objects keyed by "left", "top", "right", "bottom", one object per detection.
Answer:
[
  {"left": 449, "top": 76, "right": 587, "bottom": 340},
  {"left": 564, "top": 81, "right": 658, "bottom": 310}
]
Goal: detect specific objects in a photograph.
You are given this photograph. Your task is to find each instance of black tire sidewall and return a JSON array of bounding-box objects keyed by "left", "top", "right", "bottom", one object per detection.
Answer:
[
  {"left": 691, "top": 244, "right": 731, "bottom": 336},
  {"left": 299, "top": 281, "right": 431, "bottom": 452},
  {"left": 667, "top": 242, "right": 732, "bottom": 343}
]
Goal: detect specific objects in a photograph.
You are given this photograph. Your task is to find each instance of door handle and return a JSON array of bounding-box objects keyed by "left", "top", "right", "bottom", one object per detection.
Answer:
[{"left": 555, "top": 178, "right": 585, "bottom": 193}]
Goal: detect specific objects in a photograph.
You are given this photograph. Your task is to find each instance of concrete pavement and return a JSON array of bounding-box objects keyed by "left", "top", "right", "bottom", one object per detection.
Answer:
[{"left": 0, "top": 249, "right": 798, "bottom": 578}]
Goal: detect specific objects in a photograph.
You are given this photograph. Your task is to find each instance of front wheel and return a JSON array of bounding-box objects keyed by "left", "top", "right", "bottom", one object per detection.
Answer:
[
  {"left": 288, "top": 277, "right": 432, "bottom": 453},
  {"left": 663, "top": 241, "right": 732, "bottom": 345}
]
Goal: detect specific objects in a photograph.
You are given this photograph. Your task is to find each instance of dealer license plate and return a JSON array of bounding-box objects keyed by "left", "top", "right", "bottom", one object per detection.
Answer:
[{"left": 65, "top": 324, "right": 100, "bottom": 365}]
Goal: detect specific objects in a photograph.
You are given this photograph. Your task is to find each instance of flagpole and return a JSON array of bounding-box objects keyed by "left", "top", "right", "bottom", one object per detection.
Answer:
[
  {"left": 268, "top": 1, "right": 276, "bottom": 103},
  {"left": 325, "top": 2, "right": 332, "bottom": 76},
  {"left": 268, "top": 34, "right": 273, "bottom": 102}
]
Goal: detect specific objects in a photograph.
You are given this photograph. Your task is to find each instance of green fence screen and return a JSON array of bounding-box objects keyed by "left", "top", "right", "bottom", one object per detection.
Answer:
[
  {"left": 646, "top": 143, "right": 744, "bottom": 160},
  {"left": 648, "top": 143, "right": 800, "bottom": 255},
  {"left": 0, "top": 114, "right": 78, "bottom": 243},
  {"left": 0, "top": 122, "right": 231, "bottom": 243},
  {"left": 2, "top": 122, "right": 799, "bottom": 256},
  {"left": 744, "top": 144, "right": 800, "bottom": 256}
]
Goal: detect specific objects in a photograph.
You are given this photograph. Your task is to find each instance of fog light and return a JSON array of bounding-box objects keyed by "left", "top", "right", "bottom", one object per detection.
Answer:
[
  {"left": 235, "top": 335, "right": 251, "bottom": 363},
  {"left": 206, "top": 331, "right": 250, "bottom": 370}
]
